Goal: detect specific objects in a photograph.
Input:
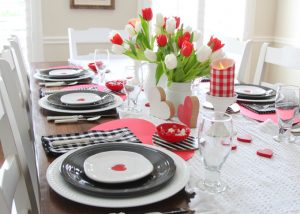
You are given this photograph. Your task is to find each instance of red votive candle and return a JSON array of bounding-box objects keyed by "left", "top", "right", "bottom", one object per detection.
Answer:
[{"left": 210, "top": 58, "right": 235, "bottom": 97}]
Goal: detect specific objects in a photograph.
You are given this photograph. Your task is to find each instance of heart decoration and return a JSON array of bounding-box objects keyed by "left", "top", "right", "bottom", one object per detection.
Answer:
[
  {"left": 149, "top": 87, "right": 175, "bottom": 120},
  {"left": 77, "top": 98, "right": 85, "bottom": 102},
  {"left": 111, "top": 164, "right": 127, "bottom": 171},
  {"left": 178, "top": 96, "right": 200, "bottom": 128},
  {"left": 237, "top": 134, "right": 252, "bottom": 143},
  {"left": 257, "top": 148, "right": 273, "bottom": 158}
]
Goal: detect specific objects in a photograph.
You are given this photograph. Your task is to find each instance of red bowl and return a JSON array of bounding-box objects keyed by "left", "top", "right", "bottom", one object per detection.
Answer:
[
  {"left": 156, "top": 123, "right": 190, "bottom": 143},
  {"left": 88, "top": 61, "right": 103, "bottom": 72},
  {"left": 105, "top": 80, "right": 124, "bottom": 92}
]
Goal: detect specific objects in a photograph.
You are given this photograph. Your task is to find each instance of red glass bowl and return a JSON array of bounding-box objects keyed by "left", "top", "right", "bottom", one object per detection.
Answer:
[
  {"left": 156, "top": 123, "right": 190, "bottom": 143},
  {"left": 105, "top": 80, "right": 124, "bottom": 92}
]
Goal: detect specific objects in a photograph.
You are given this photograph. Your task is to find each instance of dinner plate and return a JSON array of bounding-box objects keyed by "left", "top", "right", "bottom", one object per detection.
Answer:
[
  {"left": 237, "top": 96, "right": 275, "bottom": 103},
  {"left": 38, "top": 68, "right": 85, "bottom": 79},
  {"left": 83, "top": 151, "right": 154, "bottom": 184},
  {"left": 47, "top": 90, "right": 114, "bottom": 110},
  {"left": 39, "top": 94, "right": 122, "bottom": 113},
  {"left": 235, "top": 84, "right": 266, "bottom": 95},
  {"left": 46, "top": 143, "right": 189, "bottom": 208},
  {"left": 235, "top": 84, "right": 276, "bottom": 99},
  {"left": 34, "top": 70, "right": 94, "bottom": 82},
  {"left": 60, "top": 143, "right": 176, "bottom": 197}
]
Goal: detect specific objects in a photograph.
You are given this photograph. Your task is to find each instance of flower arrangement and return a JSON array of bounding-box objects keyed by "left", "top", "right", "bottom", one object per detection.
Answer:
[{"left": 109, "top": 8, "right": 225, "bottom": 86}]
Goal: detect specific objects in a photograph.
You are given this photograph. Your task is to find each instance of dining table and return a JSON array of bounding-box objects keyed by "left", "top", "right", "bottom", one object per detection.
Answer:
[{"left": 30, "top": 60, "right": 300, "bottom": 214}]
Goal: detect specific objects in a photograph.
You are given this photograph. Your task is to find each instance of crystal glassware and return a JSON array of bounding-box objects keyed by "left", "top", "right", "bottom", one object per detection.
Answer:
[
  {"left": 197, "top": 112, "right": 233, "bottom": 193},
  {"left": 93, "top": 49, "right": 110, "bottom": 85},
  {"left": 273, "top": 85, "right": 300, "bottom": 143}
]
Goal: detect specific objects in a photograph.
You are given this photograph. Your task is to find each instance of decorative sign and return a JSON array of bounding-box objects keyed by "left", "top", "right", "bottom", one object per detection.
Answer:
[
  {"left": 178, "top": 96, "right": 199, "bottom": 128},
  {"left": 70, "top": 0, "right": 115, "bottom": 9}
]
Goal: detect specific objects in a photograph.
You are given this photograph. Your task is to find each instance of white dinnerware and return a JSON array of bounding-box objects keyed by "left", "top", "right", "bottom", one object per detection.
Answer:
[{"left": 60, "top": 92, "right": 102, "bottom": 105}]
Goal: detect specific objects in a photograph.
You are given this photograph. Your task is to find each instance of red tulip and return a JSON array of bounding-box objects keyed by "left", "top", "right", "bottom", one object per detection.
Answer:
[
  {"left": 110, "top": 33, "right": 123, "bottom": 45},
  {"left": 157, "top": 34, "right": 168, "bottom": 47},
  {"left": 177, "top": 32, "right": 191, "bottom": 48},
  {"left": 174, "top": 16, "right": 180, "bottom": 28},
  {"left": 207, "top": 36, "right": 225, "bottom": 52},
  {"left": 181, "top": 40, "right": 193, "bottom": 57},
  {"left": 128, "top": 18, "right": 139, "bottom": 27},
  {"left": 142, "top": 8, "right": 153, "bottom": 21}
]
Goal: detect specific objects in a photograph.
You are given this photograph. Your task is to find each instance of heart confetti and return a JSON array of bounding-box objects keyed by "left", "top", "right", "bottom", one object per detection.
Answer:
[
  {"left": 257, "top": 149, "right": 273, "bottom": 158},
  {"left": 237, "top": 134, "right": 252, "bottom": 143},
  {"left": 111, "top": 164, "right": 127, "bottom": 171}
]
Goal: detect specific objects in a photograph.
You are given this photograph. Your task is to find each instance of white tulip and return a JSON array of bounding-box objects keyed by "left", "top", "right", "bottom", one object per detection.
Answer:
[
  {"left": 156, "top": 13, "right": 164, "bottom": 27},
  {"left": 183, "top": 26, "right": 192, "bottom": 33},
  {"left": 164, "top": 53, "right": 177, "bottom": 70},
  {"left": 196, "top": 45, "right": 212, "bottom": 62},
  {"left": 193, "top": 30, "right": 202, "bottom": 42},
  {"left": 125, "top": 24, "right": 135, "bottom": 37},
  {"left": 111, "top": 44, "right": 125, "bottom": 55},
  {"left": 144, "top": 49, "right": 157, "bottom": 62},
  {"left": 135, "top": 21, "right": 142, "bottom": 33},
  {"left": 166, "top": 17, "right": 176, "bottom": 34},
  {"left": 211, "top": 49, "right": 225, "bottom": 61}
]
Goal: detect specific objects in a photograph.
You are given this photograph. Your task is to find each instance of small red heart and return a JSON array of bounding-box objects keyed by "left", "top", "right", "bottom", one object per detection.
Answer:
[
  {"left": 77, "top": 98, "right": 85, "bottom": 102},
  {"left": 231, "top": 144, "right": 237, "bottom": 150},
  {"left": 257, "top": 149, "right": 273, "bottom": 158},
  {"left": 145, "top": 102, "right": 150, "bottom": 107},
  {"left": 237, "top": 134, "right": 252, "bottom": 143},
  {"left": 111, "top": 164, "right": 127, "bottom": 171}
]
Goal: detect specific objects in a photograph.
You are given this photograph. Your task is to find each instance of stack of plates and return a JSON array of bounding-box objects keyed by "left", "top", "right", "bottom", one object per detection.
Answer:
[
  {"left": 34, "top": 67, "right": 94, "bottom": 82},
  {"left": 235, "top": 84, "right": 276, "bottom": 103},
  {"left": 39, "top": 90, "right": 123, "bottom": 113},
  {"left": 46, "top": 143, "right": 190, "bottom": 208}
]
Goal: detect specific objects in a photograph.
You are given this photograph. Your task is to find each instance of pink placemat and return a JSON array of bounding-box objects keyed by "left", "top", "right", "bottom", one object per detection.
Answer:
[
  {"left": 239, "top": 105, "right": 300, "bottom": 124},
  {"left": 64, "top": 84, "right": 126, "bottom": 101},
  {"left": 90, "top": 118, "right": 195, "bottom": 161}
]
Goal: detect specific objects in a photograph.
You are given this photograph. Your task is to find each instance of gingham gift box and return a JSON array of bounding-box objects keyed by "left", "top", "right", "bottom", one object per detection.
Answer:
[{"left": 210, "top": 58, "right": 235, "bottom": 97}]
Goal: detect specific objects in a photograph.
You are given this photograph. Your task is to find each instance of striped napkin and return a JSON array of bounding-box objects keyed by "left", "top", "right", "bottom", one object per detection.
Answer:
[
  {"left": 152, "top": 134, "right": 198, "bottom": 150},
  {"left": 41, "top": 127, "right": 140, "bottom": 156}
]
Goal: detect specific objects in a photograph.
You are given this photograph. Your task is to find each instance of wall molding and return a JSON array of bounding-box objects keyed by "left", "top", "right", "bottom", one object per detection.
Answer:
[
  {"left": 253, "top": 36, "right": 300, "bottom": 47},
  {"left": 43, "top": 36, "right": 68, "bottom": 45}
]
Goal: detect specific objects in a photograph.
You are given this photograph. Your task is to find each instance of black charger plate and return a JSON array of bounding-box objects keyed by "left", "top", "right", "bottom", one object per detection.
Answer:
[
  {"left": 60, "top": 143, "right": 176, "bottom": 198},
  {"left": 235, "top": 84, "right": 276, "bottom": 99},
  {"left": 39, "top": 68, "right": 86, "bottom": 79}
]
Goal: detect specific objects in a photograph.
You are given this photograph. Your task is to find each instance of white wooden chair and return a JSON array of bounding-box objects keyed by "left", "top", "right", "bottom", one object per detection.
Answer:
[
  {"left": 0, "top": 75, "right": 39, "bottom": 214},
  {"left": 8, "top": 35, "right": 31, "bottom": 102},
  {"left": 253, "top": 43, "right": 300, "bottom": 87},
  {"left": 221, "top": 37, "right": 253, "bottom": 83},
  {"left": 0, "top": 55, "right": 39, "bottom": 211}
]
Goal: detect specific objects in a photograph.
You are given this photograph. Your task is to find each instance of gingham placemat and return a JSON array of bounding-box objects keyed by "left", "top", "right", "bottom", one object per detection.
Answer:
[
  {"left": 41, "top": 127, "right": 140, "bottom": 156},
  {"left": 152, "top": 134, "right": 198, "bottom": 151}
]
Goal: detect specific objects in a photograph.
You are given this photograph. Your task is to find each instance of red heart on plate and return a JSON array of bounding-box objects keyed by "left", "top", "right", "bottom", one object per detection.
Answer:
[
  {"left": 257, "top": 148, "right": 273, "bottom": 158},
  {"left": 77, "top": 98, "right": 85, "bottom": 102},
  {"left": 111, "top": 164, "right": 127, "bottom": 171},
  {"left": 177, "top": 96, "right": 199, "bottom": 128}
]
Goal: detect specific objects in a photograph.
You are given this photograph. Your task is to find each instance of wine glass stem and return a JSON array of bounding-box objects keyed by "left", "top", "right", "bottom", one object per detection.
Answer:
[{"left": 203, "top": 168, "right": 221, "bottom": 188}]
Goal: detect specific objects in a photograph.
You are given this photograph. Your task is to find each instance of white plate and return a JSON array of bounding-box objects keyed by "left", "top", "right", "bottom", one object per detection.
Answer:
[
  {"left": 46, "top": 144, "right": 189, "bottom": 208},
  {"left": 39, "top": 94, "right": 123, "bottom": 113},
  {"left": 235, "top": 85, "right": 266, "bottom": 96},
  {"left": 84, "top": 151, "right": 154, "bottom": 184},
  {"left": 34, "top": 70, "right": 94, "bottom": 82},
  {"left": 237, "top": 97, "right": 275, "bottom": 103},
  {"left": 60, "top": 92, "right": 102, "bottom": 105},
  {"left": 49, "top": 69, "right": 82, "bottom": 78}
]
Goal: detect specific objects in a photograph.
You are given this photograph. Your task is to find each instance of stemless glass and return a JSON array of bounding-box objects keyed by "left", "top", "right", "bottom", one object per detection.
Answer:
[
  {"left": 122, "top": 65, "right": 143, "bottom": 112},
  {"left": 273, "top": 85, "right": 300, "bottom": 143},
  {"left": 94, "top": 49, "right": 110, "bottom": 85},
  {"left": 197, "top": 112, "right": 233, "bottom": 193}
]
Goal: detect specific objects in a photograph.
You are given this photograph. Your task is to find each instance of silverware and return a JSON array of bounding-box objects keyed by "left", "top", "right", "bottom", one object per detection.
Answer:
[
  {"left": 291, "top": 127, "right": 300, "bottom": 133},
  {"left": 47, "top": 114, "right": 118, "bottom": 121},
  {"left": 54, "top": 115, "right": 101, "bottom": 124},
  {"left": 39, "top": 81, "right": 78, "bottom": 87},
  {"left": 109, "top": 208, "right": 194, "bottom": 214}
]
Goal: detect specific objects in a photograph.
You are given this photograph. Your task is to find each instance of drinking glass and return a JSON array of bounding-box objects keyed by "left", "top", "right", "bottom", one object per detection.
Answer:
[
  {"left": 273, "top": 85, "right": 300, "bottom": 143},
  {"left": 122, "top": 65, "right": 143, "bottom": 112},
  {"left": 94, "top": 49, "right": 110, "bottom": 85},
  {"left": 197, "top": 112, "right": 233, "bottom": 193}
]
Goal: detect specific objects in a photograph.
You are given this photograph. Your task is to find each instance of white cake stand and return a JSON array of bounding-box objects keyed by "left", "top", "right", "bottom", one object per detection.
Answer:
[{"left": 206, "top": 92, "right": 238, "bottom": 113}]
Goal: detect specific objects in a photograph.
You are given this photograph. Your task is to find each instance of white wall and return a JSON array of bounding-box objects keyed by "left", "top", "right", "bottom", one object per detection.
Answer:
[{"left": 41, "top": 0, "right": 138, "bottom": 61}]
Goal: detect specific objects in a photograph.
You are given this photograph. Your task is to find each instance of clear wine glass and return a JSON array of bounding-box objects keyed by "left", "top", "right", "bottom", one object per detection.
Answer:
[
  {"left": 197, "top": 112, "right": 233, "bottom": 193},
  {"left": 122, "top": 65, "right": 143, "bottom": 112},
  {"left": 273, "top": 85, "right": 300, "bottom": 143},
  {"left": 94, "top": 49, "right": 110, "bottom": 85}
]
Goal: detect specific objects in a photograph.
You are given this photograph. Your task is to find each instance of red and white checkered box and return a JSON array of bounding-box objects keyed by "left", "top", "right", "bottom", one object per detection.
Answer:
[{"left": 210, "top": 58, "right": 235, "bottom": 97}]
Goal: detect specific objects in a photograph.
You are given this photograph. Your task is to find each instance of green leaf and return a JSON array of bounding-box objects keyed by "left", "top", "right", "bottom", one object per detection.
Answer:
[{"left": 155, "top": 62, "right": 164, "bottom": 84}]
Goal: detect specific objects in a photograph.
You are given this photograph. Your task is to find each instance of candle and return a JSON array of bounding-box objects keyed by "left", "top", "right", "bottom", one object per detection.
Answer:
[{"left": 210, "top": 58, "right": 235, "bottom": 97}]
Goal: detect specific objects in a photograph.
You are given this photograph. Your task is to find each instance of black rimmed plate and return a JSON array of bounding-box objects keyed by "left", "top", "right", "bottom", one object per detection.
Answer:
[
  {"left": 235, "top": 84, "right": 276, "bottom": 99},
  {"left": 38, "top": 68, "right": 86, "bottom": 79},
  {"left": 47, "top": 90, "right": 114, "bottom": 109},
  {"left": 60, "top": 143, "right": 176, "bottom": 198}
]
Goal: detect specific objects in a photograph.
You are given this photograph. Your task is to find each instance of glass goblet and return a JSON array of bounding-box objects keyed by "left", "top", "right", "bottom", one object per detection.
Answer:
[
  {"left": 122, "top": 65, "right": 143, "bottom": 112},
  {"left": 94, "top": 48, "right": 110, "bottom": 85},
  {"left": 197, "top": 112, "right": 233, "bottom": 193},
  {"left": 273, "top": 85, "right": 300, "bottom": 143}
]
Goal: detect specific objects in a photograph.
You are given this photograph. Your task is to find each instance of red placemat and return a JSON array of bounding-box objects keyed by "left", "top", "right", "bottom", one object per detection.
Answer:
[
  {"left": 90, "top": 118, "right": 195, "bottom": 161},
  {"left": 239, "top": 105, "right": 300, "bottom": 124},
  {"left": 64, "top": 84, "right": 126, "bottom": 101}
]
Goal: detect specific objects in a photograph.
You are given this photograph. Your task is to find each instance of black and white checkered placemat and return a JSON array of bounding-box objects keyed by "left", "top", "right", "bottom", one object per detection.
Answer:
[
  {"left": 152, "top": 134, "right": 198, "bottom": 151},
  {"left": 41, "top": 127, "right": 140, "bottom": 156}
]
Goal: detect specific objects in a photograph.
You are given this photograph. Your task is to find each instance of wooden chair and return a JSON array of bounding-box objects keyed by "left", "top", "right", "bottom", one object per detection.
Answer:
[
  {"left": 221, "top": 37, "right": 253, "bottom": 83},
  {"left": 0, "top": 55, "right": 39, "bottom": 211},
  {"left": 0, "top": 75, "right": 39, "bottom": 214},
  {"left": 253, "top": 43, "right": 300, "bottom": 87}
]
